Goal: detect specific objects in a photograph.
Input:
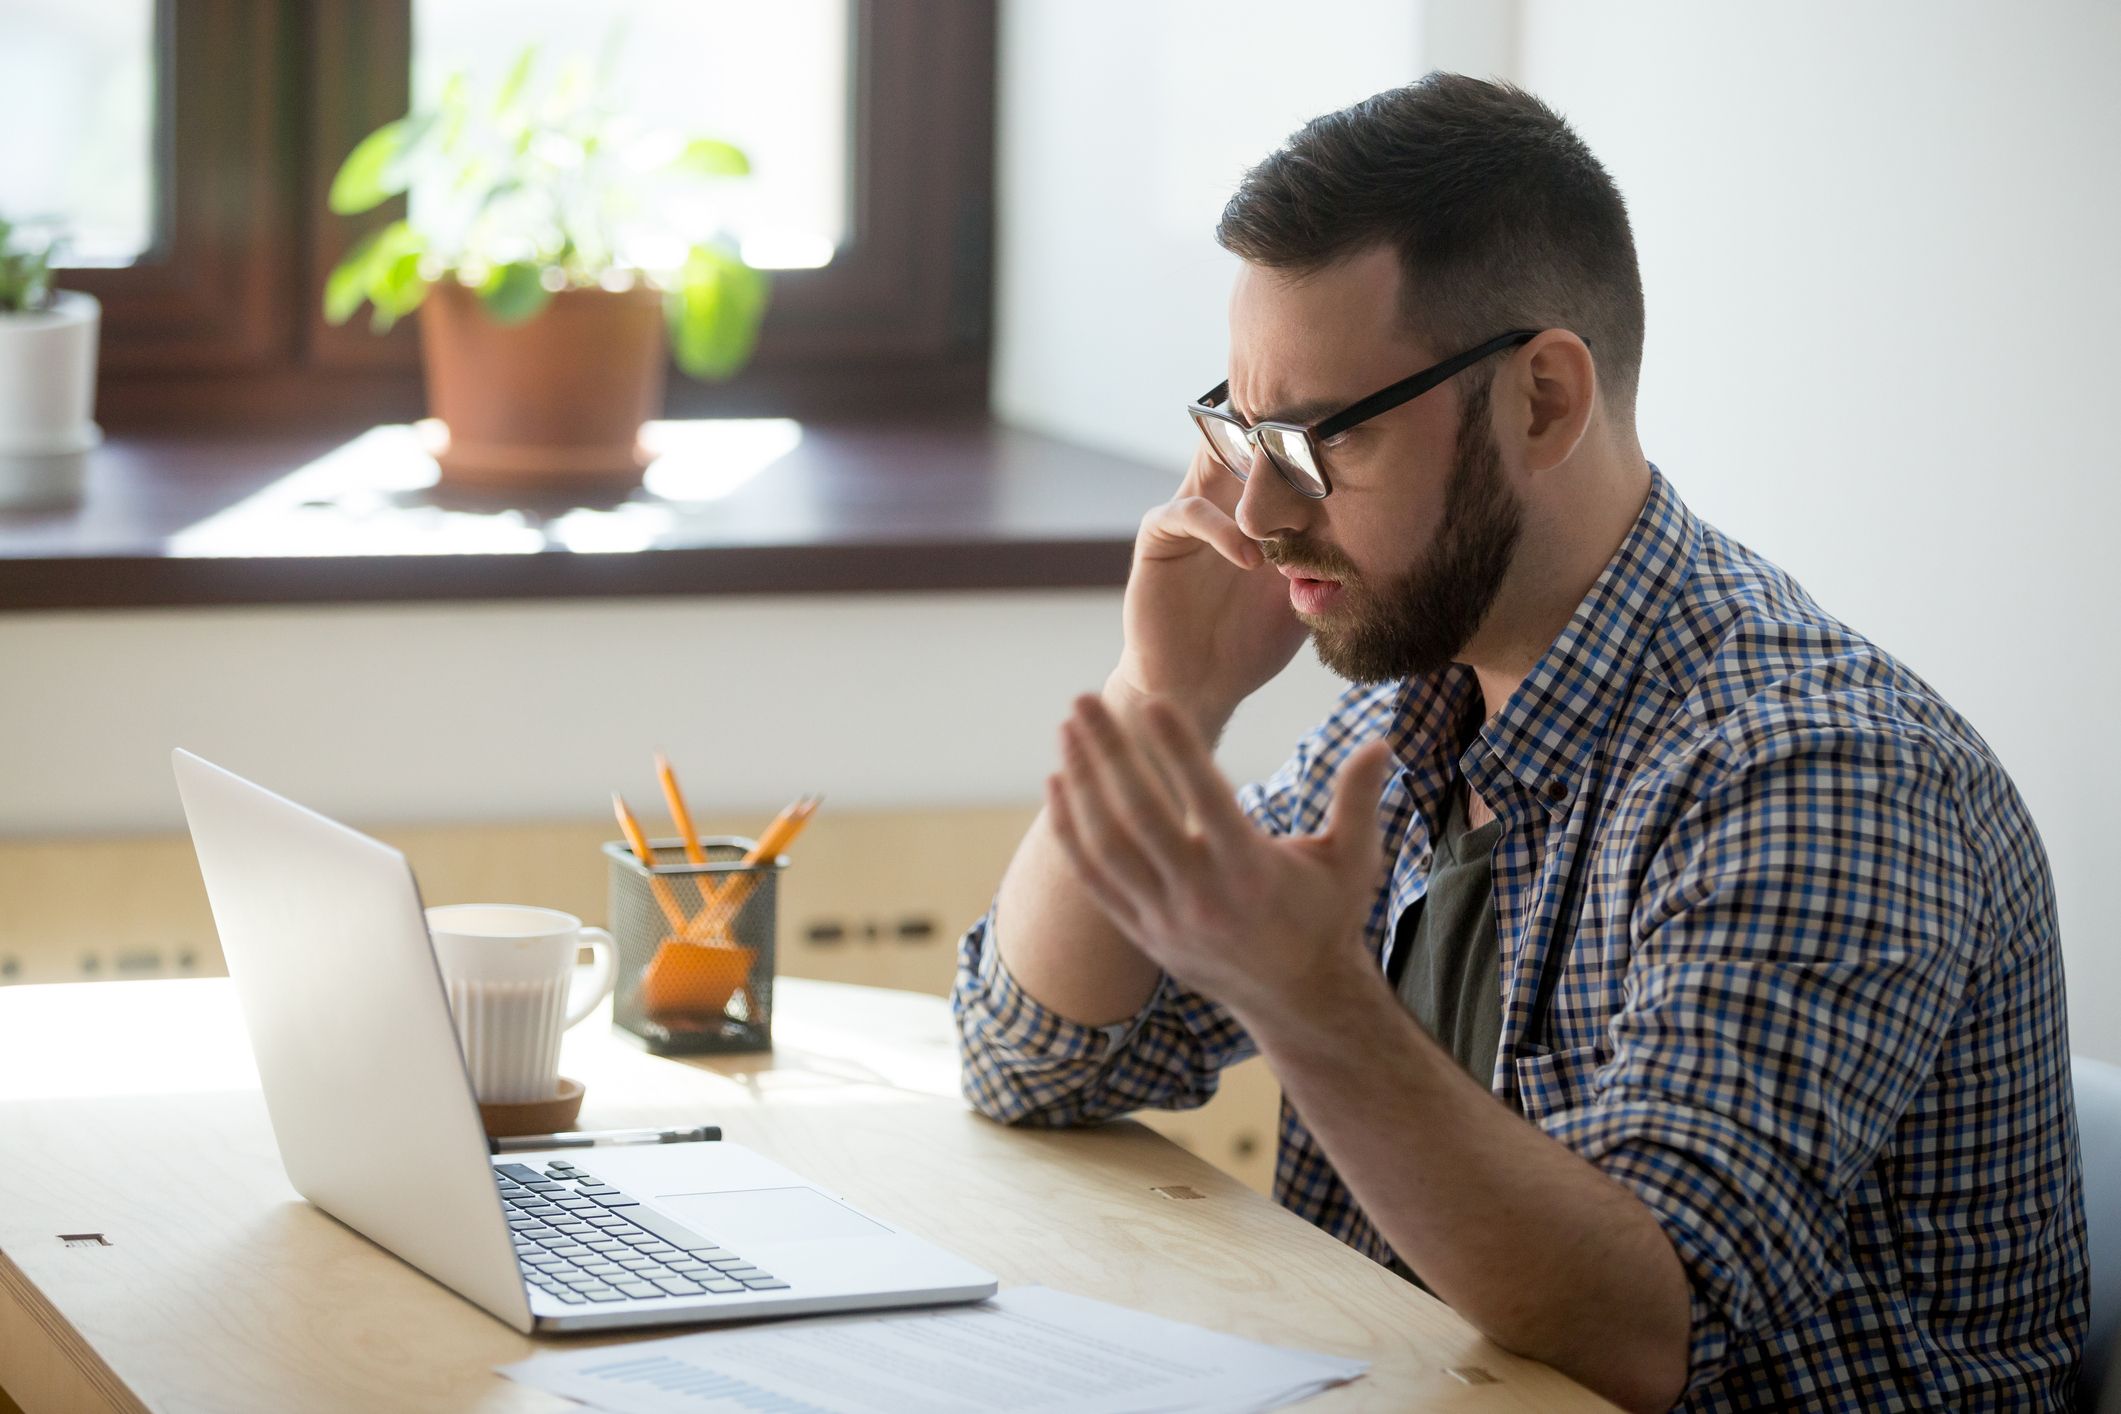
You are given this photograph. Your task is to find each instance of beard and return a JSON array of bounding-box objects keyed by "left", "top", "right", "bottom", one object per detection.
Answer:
[{"left": 1263, "top": 375, "right": 1523, "bottom": 685}]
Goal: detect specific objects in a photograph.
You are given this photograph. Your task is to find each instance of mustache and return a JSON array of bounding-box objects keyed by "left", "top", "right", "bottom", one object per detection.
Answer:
[{"left": 1259, "top": 536, "right": 1358, "bottom": 582}]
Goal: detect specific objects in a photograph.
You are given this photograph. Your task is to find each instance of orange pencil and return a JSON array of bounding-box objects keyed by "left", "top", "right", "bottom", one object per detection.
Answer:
[
  {"left": 689, "top": 793, "right": 816, "bottom": 906},
  {"left": 688, "top": 794, "right": 822, "bottom": 939},
  {"left": 613, "top": 792, "right": 688, "bottom": 933},
  {"left": 655, "top": 752, "right": 707, "bottom": 866},
  {"left": 744, "top": 793, "right": 818, "bottom": 865}
]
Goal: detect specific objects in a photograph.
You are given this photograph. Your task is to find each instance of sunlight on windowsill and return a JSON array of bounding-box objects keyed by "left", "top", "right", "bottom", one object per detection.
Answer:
[{"left": 163, "top": 418, "right": 803, "bottom": 560}]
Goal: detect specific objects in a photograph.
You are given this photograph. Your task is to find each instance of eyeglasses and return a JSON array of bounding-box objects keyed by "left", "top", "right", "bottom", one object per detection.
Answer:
[{"left": 1186, "top": 328, "right": 1544, "bottom": 499}]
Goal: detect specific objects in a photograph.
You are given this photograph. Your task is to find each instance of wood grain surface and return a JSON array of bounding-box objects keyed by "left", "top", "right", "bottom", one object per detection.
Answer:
[{"left": 0, "top": 977, "right": 1615, "bottom": 1412}]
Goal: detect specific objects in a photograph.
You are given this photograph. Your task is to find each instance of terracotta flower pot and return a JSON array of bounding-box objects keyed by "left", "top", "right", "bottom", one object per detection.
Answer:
[{"left": 418, "top": 280, "right": 667, "bottom": 489}]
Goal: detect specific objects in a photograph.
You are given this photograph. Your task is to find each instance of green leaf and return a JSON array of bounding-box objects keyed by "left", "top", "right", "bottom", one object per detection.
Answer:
[
  {"left": 667, "top": 244, "right": 768, "bottom": 381},
  {"left": 476, "top": 261, "right": 552, "bottom": 324},
  {"left": 670, "top": 138, "right": 750, "bottom": 177},
  {"left": 322, "top": 225, "right": 386, "bottom": 325},
  {"left": 493, "top": 46, "right": 538, "bottom": 116},
  {"left": 436, "top": 70, "right": 472, "bottom": 153},
  {"left": 367, "top": 246, "right": 431, "bottom": 333},
  {"left": 321, "top": 220, "right": 422, "bottom": 326},
  {"left": 328, "top": 119, "right": 413, "bottom": 215}
]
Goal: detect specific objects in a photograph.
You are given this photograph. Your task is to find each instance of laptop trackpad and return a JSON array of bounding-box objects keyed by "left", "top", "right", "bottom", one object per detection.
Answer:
[{"left": 650, "top": 1186, "right": 888, "bottom": 1245}]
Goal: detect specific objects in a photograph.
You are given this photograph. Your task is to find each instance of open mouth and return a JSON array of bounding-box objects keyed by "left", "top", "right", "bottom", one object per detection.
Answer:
[{"left": 1280, "top": 569, "right": 1345, "bottom": 615}]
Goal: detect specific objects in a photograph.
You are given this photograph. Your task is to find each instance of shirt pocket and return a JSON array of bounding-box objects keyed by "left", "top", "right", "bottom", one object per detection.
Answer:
[{"left": 1514, "top": 1042, "right": 1606, "bottom": 1125}]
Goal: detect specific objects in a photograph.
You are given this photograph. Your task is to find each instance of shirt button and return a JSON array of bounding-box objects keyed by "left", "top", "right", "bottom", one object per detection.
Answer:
[{"left": 1543, "top": 778, "right": 1569, "bottom": 802}]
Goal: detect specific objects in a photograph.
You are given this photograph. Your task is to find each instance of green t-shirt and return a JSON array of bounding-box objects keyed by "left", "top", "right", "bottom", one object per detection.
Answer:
[
  {"left": 1384, "top": 783, "right": 1504, "bottom": 1289},
  {"left": 1390, "top": 785, "right": 1505, "bottom": 1086}
]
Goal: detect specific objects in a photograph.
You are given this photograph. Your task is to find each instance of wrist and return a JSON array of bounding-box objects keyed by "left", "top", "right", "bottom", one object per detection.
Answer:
[
  {"left": 1100, "top": 669, "right": 1234, "bottom": 744},
  {"left": 1240, "top": 948, "right": 1403, "bottom": 1066}
]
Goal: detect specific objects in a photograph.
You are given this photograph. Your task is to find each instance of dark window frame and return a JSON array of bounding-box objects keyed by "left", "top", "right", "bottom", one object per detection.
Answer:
[
  {"left": 73, "top": 0, "right": 995, "bottom": 432},
  {"left": 59, "top": 1, "right": 296, "bottom": 379}
]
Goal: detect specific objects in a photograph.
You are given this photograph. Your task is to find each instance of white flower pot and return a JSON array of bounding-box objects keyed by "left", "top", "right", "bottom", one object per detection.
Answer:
[{"left": 0, "top": 290, "right": 101, "bottom": 510}]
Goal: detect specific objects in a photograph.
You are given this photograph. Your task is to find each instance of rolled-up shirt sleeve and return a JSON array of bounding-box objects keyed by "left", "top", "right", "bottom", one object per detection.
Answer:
[
  {"left": 1537, "top": 723, "right": 1979, "bottom": 1393},
  {"left": 950, "top": 906, "right": 1255, "bottom": 1126}
]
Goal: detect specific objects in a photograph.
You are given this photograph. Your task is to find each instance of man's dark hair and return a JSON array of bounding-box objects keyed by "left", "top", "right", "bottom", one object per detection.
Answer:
[{"left": 1218, "top": 73, "right": 1645, "bottom": 420}]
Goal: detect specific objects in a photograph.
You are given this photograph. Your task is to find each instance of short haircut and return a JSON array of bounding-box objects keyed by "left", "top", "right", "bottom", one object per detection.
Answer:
[{"left": 1217, "top": 73, "right": 1645, "bottom": 420}]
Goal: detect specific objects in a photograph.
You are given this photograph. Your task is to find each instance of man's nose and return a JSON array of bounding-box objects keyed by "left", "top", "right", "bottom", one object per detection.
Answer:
[{"left": 1233, "top": 446, "right": 1308, "bottom": 543}]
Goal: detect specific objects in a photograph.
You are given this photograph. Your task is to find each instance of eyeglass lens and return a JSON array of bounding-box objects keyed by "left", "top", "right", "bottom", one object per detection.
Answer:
[
  {"left": 1257, "top": 426, "right": 1324, "bottom": 495},
  {"left": 1191, "top": 412, "right": 1325, "bottom": 497},
  {"left": 1193, "top": 413, "right": 1252, "bottom": 479}
]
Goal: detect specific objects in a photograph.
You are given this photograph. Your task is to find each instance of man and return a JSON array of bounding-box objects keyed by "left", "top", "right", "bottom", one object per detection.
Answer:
[{"left": 950, "top": 74, "right": 2085, "bottom": 1412}]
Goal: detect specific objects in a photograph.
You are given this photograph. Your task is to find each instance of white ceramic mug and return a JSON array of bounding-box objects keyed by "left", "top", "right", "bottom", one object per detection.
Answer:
[{"left": 427, "top": 904, "right": 616, "bottom": 1104}]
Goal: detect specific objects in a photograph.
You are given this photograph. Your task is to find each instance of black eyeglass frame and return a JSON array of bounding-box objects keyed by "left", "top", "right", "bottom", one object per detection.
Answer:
[{"left": 1188, "top": 328, "right": 1554, "bottom": 499}]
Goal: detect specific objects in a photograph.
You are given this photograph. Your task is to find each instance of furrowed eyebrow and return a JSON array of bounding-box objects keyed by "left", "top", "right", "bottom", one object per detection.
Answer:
[{"left": 1227, "top": 394, "right": 1340, "bottom": 427}]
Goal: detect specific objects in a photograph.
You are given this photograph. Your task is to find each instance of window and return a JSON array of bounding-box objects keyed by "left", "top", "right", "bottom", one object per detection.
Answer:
[
  {"left": 412, "top": 1, "right": 852, "bottom": 272},
  {"left": 0, "top": 0, "right": 158, "bottom": 266},
  {"left": 2, "top": 1, "right": 995, "bottom": 430}
]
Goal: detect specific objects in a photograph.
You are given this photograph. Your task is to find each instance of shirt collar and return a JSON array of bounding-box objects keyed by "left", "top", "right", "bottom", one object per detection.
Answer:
[
  {"left": 1380, "top": 662, "right": 1480, "bottom": 840},
  {"left": 1471, "top": 465, "right": 1697, "bottom": 814}
]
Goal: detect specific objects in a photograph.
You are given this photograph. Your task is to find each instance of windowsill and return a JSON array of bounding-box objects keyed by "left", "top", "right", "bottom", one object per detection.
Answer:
[{"left": 0, "top": 417, "right": 1167, "bottom": 611}]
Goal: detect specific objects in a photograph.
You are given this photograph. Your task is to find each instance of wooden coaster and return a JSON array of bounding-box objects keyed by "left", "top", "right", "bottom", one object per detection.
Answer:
[{"left": 479, "top": 1075, "right": 585, "bottom": 1139}]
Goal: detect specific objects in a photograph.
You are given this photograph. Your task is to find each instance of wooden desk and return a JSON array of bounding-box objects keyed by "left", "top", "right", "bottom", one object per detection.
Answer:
[{"left": 0, "top": 978, "right": 1614, "bottom": 1412}]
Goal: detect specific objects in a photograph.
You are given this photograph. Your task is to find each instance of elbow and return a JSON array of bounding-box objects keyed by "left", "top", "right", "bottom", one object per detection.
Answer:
[
  {"left": 956, "top": 1056, "right": 1025, "bottom": 1125},
  {"left": 956, "top": 1058, "right": 1065, "bottom": 1128},
  {"left": 1604, "top": 1360, "right": 1688, "bottom": 1414},
  {"left": 960, "top": 1079, "right": 1011, "bottom": 1124},
  {"left": 1583, "top": 1329, "right": 1691, "bottom": 1414},
  {"left": 1475, "top": 1274, "right": 1690, "bottom": 1414},
  {"left": 1487, "top": 1322, "right": 1685, "bottom": 1414}
]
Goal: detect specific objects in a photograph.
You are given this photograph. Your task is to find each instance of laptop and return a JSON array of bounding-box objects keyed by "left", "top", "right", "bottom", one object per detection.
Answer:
[{"left": 172, "top": 748, "right": 998, "bottom": 1334}]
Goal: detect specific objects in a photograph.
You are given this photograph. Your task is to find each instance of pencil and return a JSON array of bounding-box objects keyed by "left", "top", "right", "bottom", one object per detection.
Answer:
[
  {"left": 655, "top": 752, "right": 707, "bottom": 866},
  {"left": 686, "top": 794, "right": 821, "bottom": 939},
  {"left": 613, "top": 792, "right": 688, "bottom": 933}
]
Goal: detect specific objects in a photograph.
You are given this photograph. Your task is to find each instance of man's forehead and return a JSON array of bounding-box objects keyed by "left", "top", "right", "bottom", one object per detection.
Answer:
[{"left": 1227, "top": 247, "right": 1431, "bottom": 418}]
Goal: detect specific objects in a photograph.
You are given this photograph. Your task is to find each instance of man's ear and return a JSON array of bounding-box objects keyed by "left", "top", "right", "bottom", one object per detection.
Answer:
[{"left": 1509, "top": 330, "right": 1598, "bottom": 475}]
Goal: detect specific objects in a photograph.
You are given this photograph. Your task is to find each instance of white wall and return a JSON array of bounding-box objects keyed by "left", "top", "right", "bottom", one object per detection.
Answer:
[
  {"left": 0, "top": 593, "right": 1332, "bottom": 835},
  {"left": 991, "top": 0, "right": 1429, "bottom": 468},
  {"left": 1511, "top": 0, "right": 2121, "bottom": 1056},
  {"left": 989, "top": 0, "right": 2121, "bottom": 1057}
]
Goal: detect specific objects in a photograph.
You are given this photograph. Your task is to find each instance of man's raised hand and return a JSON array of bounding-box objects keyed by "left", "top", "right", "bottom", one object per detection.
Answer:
[
  {"left": 1045, "top": 693, "right": 1395, "bottom": 1022},
  {"left": 1105, "top": 446, "right": 1309, "bottom": 739}
]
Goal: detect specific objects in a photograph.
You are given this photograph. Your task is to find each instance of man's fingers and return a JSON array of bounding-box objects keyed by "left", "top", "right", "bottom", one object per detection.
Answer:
[
  {"left": 1056, "top": 717, "right": 1165, "bottom": 903},
  {"left": 1324, "top": 738, "right": 1395, "bottom": 870},
  {"left": 1068, "top": 697, "right": 1188, "bottom": 864},
  {"left": 1176, "top": 441, "right": 1238, "bottom": 509},
  {"left": 1138, "top": 698, "right": 1251, "bottom": 850},
  {"left": 1140, "top": 493, "right": 1262, "bottom": 571}
]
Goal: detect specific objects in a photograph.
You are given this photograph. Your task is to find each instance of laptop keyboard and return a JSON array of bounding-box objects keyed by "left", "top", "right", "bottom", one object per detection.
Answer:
[{"left": 494, "top": 1159, "right": 790, "bottom": 1306}]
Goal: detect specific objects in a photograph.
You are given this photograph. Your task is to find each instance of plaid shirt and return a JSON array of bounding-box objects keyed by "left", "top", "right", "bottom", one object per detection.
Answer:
[{"left": 952, "top": 468, "right": 2086, "bottom": 1410}]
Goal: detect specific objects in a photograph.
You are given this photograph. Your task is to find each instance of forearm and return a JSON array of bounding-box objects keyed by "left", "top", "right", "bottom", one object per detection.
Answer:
[
  {"left": 993, "top": 804, "right": 1163, "bottom": 1027},
  {"left": 996, "top": 676, "right": 1236, "bottom": 1028},
  {"left": 1243, "top": 967, "right": 1691, "bottom": 1414}
]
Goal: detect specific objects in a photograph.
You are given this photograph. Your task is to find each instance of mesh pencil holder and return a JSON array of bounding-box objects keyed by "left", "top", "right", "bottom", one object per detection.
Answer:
[{"left": 604, "top": 836, "right": 781, "bottom": 1055}]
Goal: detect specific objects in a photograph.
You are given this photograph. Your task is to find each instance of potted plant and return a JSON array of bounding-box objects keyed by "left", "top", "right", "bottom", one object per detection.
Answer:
[
  {"left": 0, "top": 217, "right": 100, "bottom": 511},
  {"left": 324, "top": 47, "right": 769, "bottom": 489}
]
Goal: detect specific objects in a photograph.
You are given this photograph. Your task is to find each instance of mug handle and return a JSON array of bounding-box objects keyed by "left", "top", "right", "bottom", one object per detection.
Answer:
[{"left": 563, "top": 928, "right": 618, "bottom": 1029}]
